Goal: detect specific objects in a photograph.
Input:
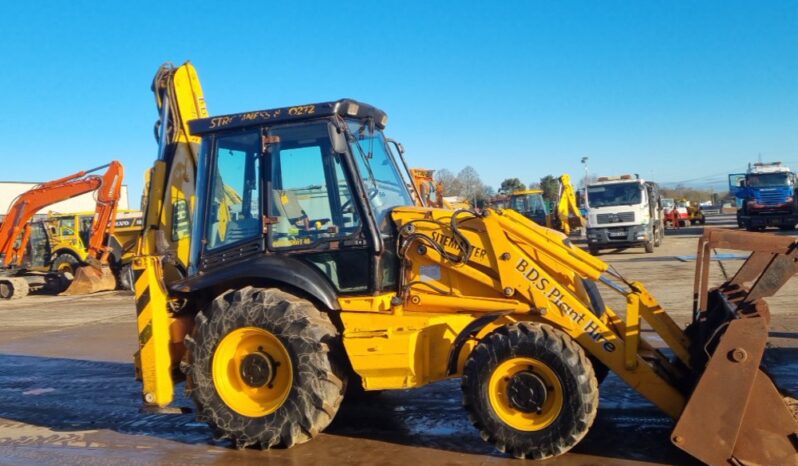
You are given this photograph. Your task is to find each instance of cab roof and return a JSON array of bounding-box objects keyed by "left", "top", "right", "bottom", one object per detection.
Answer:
[
  {"left": 511, "top": 189, "right": 544, "bottom": 195},
  {"left": 188, "top": 98, "right": 388, "bottom": 135}
]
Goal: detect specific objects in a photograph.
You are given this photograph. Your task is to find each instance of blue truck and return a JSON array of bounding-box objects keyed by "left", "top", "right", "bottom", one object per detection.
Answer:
[{"left": 729, "top": 162, "right": 798, "bottom": 231}]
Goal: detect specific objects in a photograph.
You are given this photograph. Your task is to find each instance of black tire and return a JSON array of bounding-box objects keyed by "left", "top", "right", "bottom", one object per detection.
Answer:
[
  {"left": 588, "top": 246, "right": 599, "bottom": 255},
  {"left": 185, "top": 287, "right": 346, "bottom": 449},
  {"left": 117, "top": 263, "right": 134, "bottom": 291},
  {"left": 644, "top": 240, "right": 654, "bottom": 253},
  {"left": 51, "top": 253, "right": 80, "bottom": 276},
  {"left": 462, "top": 323, "right": 599, "bottom": 460}
]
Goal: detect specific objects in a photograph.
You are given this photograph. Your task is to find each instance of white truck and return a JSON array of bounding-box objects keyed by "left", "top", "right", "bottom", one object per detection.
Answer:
[{"left": 585, "top": 174, "right": 664, "bottom": 254}]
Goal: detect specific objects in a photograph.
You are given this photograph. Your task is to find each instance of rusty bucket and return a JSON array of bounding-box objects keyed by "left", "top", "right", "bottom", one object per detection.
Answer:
[
  {"left": 672, "top": 229, "right": 798, "bottom": 465},
  {"left": 60, "top": 265, "right": 117, "bottom": 295}
]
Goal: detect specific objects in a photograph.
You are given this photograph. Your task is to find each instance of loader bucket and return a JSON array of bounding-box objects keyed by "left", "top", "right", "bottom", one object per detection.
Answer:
[
  {"left": 60, "top": 264, "right": 117, "bottom": 295},
  {"left": 672, "top": 229, "right": 798, "bottom": 465}
]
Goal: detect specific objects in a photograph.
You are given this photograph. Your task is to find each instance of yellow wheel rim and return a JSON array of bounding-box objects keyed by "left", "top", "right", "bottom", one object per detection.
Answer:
[
  {"left": 212, "top": 327, "right": 293, "bottom": 417},
  {"left": 488, "top": 357, "right": 563, "bottom": 431},
  {"left": 57, "top": 262, "right": 74, "bottom": 274}
]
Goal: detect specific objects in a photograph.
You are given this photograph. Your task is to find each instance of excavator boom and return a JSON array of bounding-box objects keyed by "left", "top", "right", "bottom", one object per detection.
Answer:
[{"left": 61, "top": 161, "right": 125, "bottom": 295}]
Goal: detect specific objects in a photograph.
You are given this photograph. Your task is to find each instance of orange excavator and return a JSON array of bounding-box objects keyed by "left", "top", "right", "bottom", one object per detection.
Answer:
[{"left": 0, "top": 161, "right": 124, "bottom": 299}]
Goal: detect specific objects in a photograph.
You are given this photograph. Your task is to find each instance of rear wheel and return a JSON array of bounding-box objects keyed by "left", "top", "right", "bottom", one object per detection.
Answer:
[
  {"left": 588, "top": 246, "right": 599, "bottom": 255},
  {"left": 462, "top": 323, "right": 598, "bottom": 460},
  {"left": 185, "top": 287, "right": 346, "bottom": 449}
]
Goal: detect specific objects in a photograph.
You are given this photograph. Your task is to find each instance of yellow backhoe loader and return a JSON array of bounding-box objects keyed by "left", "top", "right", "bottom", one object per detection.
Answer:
[
  {"left": 508, "top": 175, "right": 585, "bottom": 236},
  {"left": 553, "top": 173, "right": 585, "bottom": 235},
  {"left": 133, "top": 62, "right": 796, "bottom": 464}
]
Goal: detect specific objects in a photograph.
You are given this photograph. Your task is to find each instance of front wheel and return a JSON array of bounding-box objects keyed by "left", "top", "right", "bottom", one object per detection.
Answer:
[
  {"left": 51, "top": 253, "right": 80, "bottom": 276},
  {"left": 185, "top": 287, "right": 346, "bottom": 449},
  {"left": 462, "top": 323, "right": 599, "bottom": 460}
]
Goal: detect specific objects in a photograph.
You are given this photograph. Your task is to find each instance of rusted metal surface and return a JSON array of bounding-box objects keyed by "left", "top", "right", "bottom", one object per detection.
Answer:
[
  {"left": 671, "top": 318, "right": 768, "bottom": 465},
  {"left": 730, "top": 251, "right": 773, "bottom": 287},
  {"left": 733, "top": 371, "right": 798, "bottom": 465},
  {"left": 679, "top": 228, "right": 798, "bottom": 465},
  {"left": 745, "top": 253, "right": 798, "bottom": 303}
]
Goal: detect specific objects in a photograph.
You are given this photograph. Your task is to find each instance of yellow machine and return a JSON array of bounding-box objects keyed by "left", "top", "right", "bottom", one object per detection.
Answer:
[
  {"left": 554, "top": 174, "right": 585, "bottom": 235},
  {"left": 47, "top": 210, "right": 142, "bottom": 283},
  {"left": 133, "top": 63, "right": 796, "bottom": 464},
  {"left": 508, "top": 188, "right": 551, "bottom": 227},
  {"left": 509, "top": 175, "right": 585, "bottom": 236},
  {"left": 410, "top": 167, "right": 470, "bottom": 210}
]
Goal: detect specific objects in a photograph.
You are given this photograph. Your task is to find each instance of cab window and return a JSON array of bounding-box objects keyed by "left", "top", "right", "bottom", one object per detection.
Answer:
[
  {"left": 205, "top": 131, "right": 262, "bottom": 251},
  {"left": 58, "top": 217, "right": 76, "bottom": 236},
  {"left": 268, "top": 123, "right": 360, "bottom": 249}
]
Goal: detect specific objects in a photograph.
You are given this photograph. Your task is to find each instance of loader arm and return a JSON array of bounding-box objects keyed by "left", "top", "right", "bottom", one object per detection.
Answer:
[
  {"left": 0, "top": 162, "right": 123, "bottom": 268},
  {"left": 390, "top": 207, "right": 796, "bottom": 464}
]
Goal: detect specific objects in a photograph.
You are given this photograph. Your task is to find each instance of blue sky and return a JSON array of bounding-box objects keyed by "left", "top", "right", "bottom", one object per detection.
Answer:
[{"left": 0, "top": 1, "right": 795, "bottom": 205}]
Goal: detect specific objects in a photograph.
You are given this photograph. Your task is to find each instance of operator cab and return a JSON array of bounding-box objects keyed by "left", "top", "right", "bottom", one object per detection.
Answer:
[
  {"left": 185, "top": 99, "right": 413, "bottom": 297},
  {"left": 509, "top": 190, "right": 549, "bottom": 226}
]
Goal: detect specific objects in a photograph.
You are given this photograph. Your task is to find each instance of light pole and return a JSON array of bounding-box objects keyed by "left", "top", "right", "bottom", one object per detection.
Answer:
[{"left": 581, "top": 156, "right": 589, "bottom": 207}]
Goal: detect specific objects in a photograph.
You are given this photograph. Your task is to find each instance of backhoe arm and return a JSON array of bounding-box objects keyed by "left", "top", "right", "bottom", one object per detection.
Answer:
[
  {"left": 133, "top": 61, "right": 208, "bottom": 409},
  {"left": 555, "top": 174, "right": 585, "bottom": 235},
  {"left": 84, "top": 161, "right": 124, "bottom": 265}
]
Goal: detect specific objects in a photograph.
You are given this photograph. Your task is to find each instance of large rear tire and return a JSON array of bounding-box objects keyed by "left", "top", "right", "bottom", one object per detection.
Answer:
[
  {"left": 462, "top": 323, "right": 598, "bottom": 460},
  {"left": 185, "top": 287, "right": 346, "bottom": 449}
]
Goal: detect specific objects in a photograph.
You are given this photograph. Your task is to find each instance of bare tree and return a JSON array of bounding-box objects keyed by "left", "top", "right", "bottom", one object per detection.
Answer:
[
  {"left": 457, "top": 166, "right": 483, "bottom": 206},
  {"left": 435, "top": 169, "right": 462, "bottom": 197}
]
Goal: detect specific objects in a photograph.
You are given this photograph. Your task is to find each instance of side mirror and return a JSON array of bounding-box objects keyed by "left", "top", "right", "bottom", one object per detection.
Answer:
[{"left": 328, "top": 122, "right": 348, "bottom": 154}]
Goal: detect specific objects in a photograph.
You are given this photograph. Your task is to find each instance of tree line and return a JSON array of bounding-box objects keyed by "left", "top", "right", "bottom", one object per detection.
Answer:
[
  {"left": 434, "top": 169, "right": 723, "bottom": 207},
  {"left": 434, "top": 167, "right": 564, "bottom": 206}
]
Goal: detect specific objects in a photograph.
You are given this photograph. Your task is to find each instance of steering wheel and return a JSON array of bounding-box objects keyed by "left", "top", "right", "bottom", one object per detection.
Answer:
[{"left": 341, "top": 188, "right": 379, "bottom": 213}]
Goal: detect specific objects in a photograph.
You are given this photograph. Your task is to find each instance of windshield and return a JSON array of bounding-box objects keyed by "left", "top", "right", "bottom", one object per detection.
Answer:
[
  {"left": 747, "top": 173, "right": 794, "bottom": 187},
  {"left": 587, "top": 182, "right": 643, "bottom": 208},
  {"left": 511, "top": 193, "right": 548, "bottom": 215},
  {"left": 662, "top": 198, "right": 674, "bottom": 209},
  {"left": 347, "top": 121, "right": 413, "bottom": 232}
]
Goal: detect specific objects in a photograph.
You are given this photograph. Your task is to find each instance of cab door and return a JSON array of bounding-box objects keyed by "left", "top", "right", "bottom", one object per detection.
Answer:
[
  {"left": 265, "top": 122, "right": 370, "bottom": 294},
  {"left": 729, "top": 174, "right": 746, "bottom": 198},
  {"left": 199, "top": 129, "right": 265, "bottom": 269}
]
